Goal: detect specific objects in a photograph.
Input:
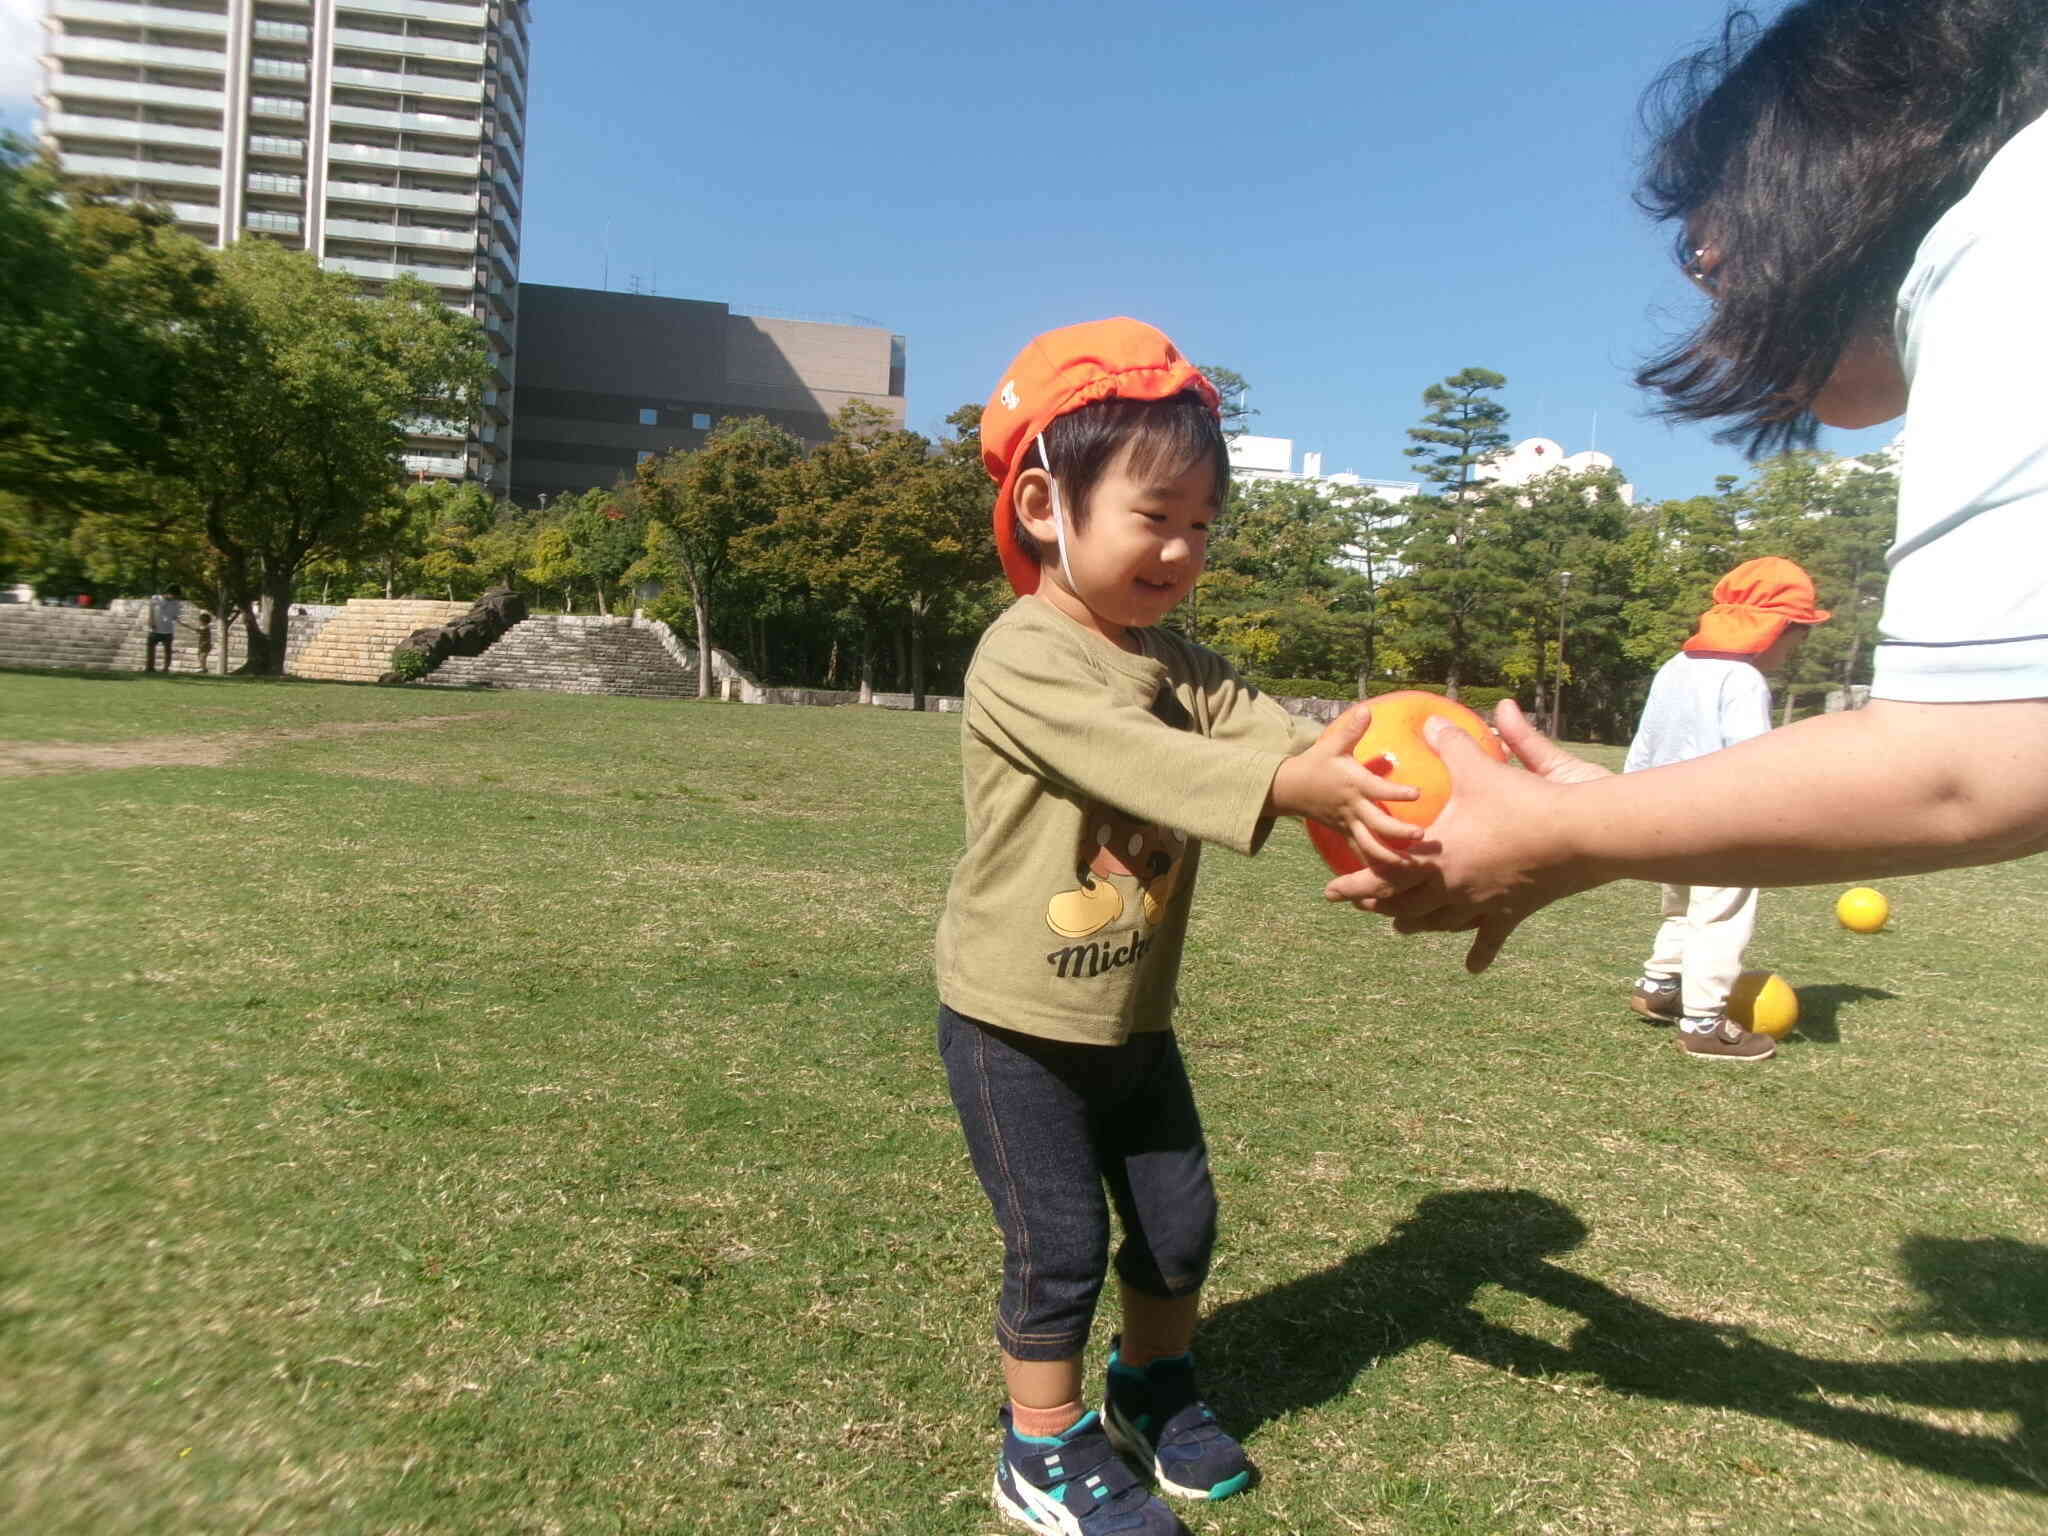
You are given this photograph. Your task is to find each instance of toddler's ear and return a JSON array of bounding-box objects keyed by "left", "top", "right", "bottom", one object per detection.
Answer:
[{"left": 1012, "top": 467, "right": 1058, "bottom": 545}]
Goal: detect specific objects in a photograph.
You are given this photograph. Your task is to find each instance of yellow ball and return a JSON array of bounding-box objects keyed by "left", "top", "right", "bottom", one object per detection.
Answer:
[
  {"left": 1836, "top": 886, "right": 1890, "bottom": 934},
  {"left": 1726, "top": 970, "right": 1800, "bottom": 1040}
]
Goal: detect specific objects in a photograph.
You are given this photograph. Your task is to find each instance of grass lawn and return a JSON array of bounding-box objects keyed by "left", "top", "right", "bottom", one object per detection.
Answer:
[{"left": 1, "top": 669, "right": 2043, "bottom": 1534}]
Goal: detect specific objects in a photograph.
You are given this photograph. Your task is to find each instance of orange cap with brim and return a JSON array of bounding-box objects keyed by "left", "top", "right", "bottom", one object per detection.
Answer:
[
  {"left": 983, "top": 318, "right": 1220, "bottom": 596},
  {"left": 1683, "top": 556, "right": 1831, "bottom": 655}
]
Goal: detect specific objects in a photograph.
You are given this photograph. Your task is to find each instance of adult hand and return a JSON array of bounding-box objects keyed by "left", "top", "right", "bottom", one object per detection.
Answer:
[{"left": 1322, "top": 701, "right": 1614, "bottom": 971}]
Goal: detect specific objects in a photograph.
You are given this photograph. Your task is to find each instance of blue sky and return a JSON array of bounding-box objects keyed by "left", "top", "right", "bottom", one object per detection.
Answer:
[{"left": 2, "top": 0, "right": 1898, "bottom": 499}]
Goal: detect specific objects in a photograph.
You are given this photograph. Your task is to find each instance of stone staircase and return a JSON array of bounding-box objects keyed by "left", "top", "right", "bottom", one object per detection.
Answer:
[
  {"left": 0, "top": 605, "right": 151, "bottom": 672},
  {"left": 291, "top": 598, "right": 469, "bottom": 684},
  {"left": 424, "top": 614, "right": 702, "bottom": 698}
]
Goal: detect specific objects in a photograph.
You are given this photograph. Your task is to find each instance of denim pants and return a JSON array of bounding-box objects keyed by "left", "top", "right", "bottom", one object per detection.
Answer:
[{"left": 938, "top": 1004, "right": 1217, "bottom": 1362}]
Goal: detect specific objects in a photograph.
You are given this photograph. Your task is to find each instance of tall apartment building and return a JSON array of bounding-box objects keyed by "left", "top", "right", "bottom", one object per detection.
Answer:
[{"left": 36, "top": 0, "right": 531, "bottom": 486}]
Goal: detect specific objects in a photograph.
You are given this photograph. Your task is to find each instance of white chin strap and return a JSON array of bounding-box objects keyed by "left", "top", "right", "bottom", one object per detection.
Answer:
[{"left": 1037, "top": 435, "right": 1075, "bottom": 589}]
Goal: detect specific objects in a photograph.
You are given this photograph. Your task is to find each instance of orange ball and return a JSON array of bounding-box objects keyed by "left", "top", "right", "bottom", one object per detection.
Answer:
[{"left": 1307, "top": 690, "right": 1509, "bottom": 875}]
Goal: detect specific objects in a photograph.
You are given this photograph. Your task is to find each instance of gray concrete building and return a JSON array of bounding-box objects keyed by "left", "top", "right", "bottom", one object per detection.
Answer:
[
  {"left": 510, "top": 284, "right": 907, "bottom": 505},
  {"left": 37, "top": 0, "right": 531, "bottom": 486}
]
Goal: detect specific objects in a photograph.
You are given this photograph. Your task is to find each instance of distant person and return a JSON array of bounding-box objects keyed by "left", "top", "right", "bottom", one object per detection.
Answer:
[
  {"left": 1324, "top": 0, "right": 2048, "bottom": 966},
  {"left": 1624, "top": 558, "right": 1829, "bottom": 1061},
  {"left": 145, "top": 588, "right": 183, "bottom": 674},
  {"left": 935, "top": 319, "right": 1418, "bottom": 1534},
  {"left": 194, "top": 611, "right": 214, "bottom": 673}
]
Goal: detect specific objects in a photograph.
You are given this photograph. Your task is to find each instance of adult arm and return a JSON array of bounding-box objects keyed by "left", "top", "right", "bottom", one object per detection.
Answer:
[{"left": 1326, "top": 697, "right": 2048, "bottom": 970}]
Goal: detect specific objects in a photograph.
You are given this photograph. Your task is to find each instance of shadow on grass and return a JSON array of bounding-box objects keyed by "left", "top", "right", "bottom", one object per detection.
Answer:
[
  {"left": 1794, "top": 983, "right": 1900, "bottom": 1045},
  {"left": 1205, "top": 1191, "right": 2046, "bottom": 1493}
]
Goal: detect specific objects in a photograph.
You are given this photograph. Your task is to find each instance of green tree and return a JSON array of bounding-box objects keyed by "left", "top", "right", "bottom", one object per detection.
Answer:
[
  {"left": 411, "top": 479, "right": 501, "bottom": 600},
  {"left": 175, "top": 240, "right": 489, "bottom": 671},
  {"left": 1197, "top": 364, "right": 1257, "bottom": 440},
  {"left": 1194, "top": 477, "right": 1378, "bottom": 687},
  {"left": 1736, "top": 449, "right": 1897, "bottom": 709},
  {"left": 1490, "top": 468, "right": 1634, "bottom": 739},
  {"left": 1402, "top": 368, "right": 1510, "bottom": 491},
  {"left": 0, "top": 139, "right": 216, "bottom": 512},
  {"left": 1616, "top": 481, "right": 1747, "bottom": 673},
  {"left": 735, "top": 403, "right": 995, "bottom": 707},
  {"left": 634, "top": 416, "right": 805, "bottom": 696}
]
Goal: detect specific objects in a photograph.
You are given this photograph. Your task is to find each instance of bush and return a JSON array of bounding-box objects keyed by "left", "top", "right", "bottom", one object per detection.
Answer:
[
  {"left": 1248, "top": 677, "right": 1524, "bottom": 715},
  {"left": 389, "top": 646, "right": 430, "bottom": 683},
  {"left": 1252, "top": 676, "right": 1356, "bottom": 700}
]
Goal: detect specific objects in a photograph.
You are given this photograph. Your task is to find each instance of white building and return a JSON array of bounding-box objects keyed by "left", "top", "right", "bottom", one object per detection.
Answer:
[
  {"left": 36, "top": 0, "right": 532, "bottom": 486},
  {"left": 1471, "top": 437, "right": 1636, "bottom": 506},
  {"left": 1227, "top": 435, "right": 1419, "bottom": 503}
]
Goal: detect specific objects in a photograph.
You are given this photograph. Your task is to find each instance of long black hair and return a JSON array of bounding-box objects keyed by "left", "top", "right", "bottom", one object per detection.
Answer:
[{"left": 1636, "top": 0, "right": 2048, "bottom": 455}]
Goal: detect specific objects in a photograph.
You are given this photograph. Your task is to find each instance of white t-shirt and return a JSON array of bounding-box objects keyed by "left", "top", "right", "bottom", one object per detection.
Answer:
[
  {"left": 1624, "top": 654, "right": 1772, "bottom": 774},
  {"left": 148, "top": 595, "right": 184, "bottom": 634},
  {"left": 1873, "top": 110, "right": 2048, "bottom": 702}
]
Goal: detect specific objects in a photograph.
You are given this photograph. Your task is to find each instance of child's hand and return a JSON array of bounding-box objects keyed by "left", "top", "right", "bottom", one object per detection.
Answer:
[{"left": 1268, "top": 701, "right": 1425, "bottom": 865}]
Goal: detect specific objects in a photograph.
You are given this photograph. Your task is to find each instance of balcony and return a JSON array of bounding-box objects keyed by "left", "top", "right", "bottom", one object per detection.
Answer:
[
  {"left": 248, "top": 95, "right": 308, "bottom": 121},
  {"left": 249, "top": 56, "right": 309, "bottom": 84},
  {"left": 169, "top": 199, "right": 222, "bottom": 229},
  {"left": 322, "top": 254, "right": 474, "bottom": 293},
  {"left": 324, "top": 215, "right": 476, "bottom": 251},
  {"left": 402, "top": 453, "right": 467, "bottom": 479},
  {"left": 247, "top": 133, "right": 306, "bottom": 159},
  {"left": 45, "top": 112, "right": 224, "bottom": 152},
  {"left": 328, "top": 139, "right": 477, "bottom": 176},
  {"left": 252, "top": 19, "right": 311, "bottom": 44},
  {"left": 55, "top": 0, "right": 228, "bottom": 37},
  {"left": 244, "top": 209, "right": 303, "bottom": 235},
  {"left": 49, "top": 34, "right": 227, "bottom": 75},
  {"left": 327, "top": 177, "right": 477, "bottom": 213},
  {"left": 340, "top": 0, "right": 488, "bottom": 22},
  {"left": 331, "top": 27, "right": 485, "bottom": 65},
  {"left": 330, "top": 63, "right": 482, "bottom": 103},
  {"left": 328, "top": 104, "right": 481, "bottom": 144},
  {"left": 45, "top": 74, "right": 223, "bottom": 113},
  {"left": 59, "top": 152, "right": 223, "bottom": 189}
]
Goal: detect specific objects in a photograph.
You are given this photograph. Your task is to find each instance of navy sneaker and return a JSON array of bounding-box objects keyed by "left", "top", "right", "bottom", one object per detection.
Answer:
[
  {"left": 994, "top": 1406, "right": 1189, "bottom": 1534},
  {"left": 1102, "top": 1339, "right": 1257, "bottom": 1501}
]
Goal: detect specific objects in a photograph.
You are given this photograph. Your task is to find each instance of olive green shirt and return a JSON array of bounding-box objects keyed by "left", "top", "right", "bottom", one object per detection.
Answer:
[{"left": 935, "top": 597, "right": 1319, "bottom": 1046}]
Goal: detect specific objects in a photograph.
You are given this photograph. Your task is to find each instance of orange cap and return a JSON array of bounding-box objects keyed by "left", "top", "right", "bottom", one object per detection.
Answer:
[
  {"left": 983, "top": 318, "right": 1220, "bottom": 595},
  {"left": 1683, "top": 556, "right": 1831, "bottom": 655}
]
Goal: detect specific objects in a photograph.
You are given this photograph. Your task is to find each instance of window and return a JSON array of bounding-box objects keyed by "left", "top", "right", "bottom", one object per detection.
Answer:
[
  {"left": 637, "top": 407, "right": 657, "bottom": 426},
  {"left": 636, "top": 450, "right": 654, "bottom": 465},
  {"left": 691, "top": 412, "right": 712, "bottom": 430}
]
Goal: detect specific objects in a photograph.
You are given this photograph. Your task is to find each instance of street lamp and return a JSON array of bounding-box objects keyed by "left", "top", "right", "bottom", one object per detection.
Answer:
[{"left": 1551, "top": 570, "right": 1572, "bottom": 739}]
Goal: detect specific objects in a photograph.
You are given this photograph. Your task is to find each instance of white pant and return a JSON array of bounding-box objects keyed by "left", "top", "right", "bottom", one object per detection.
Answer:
[{"left": 1644, "top": 883, "right": 1758, "bottom": 1017}]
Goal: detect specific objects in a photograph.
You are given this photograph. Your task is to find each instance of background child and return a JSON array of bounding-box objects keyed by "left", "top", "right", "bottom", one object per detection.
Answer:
[
  {"left": 935, "top": 318, "right": 1418, "bottom": 1534},
  {"left": 1624, "top": 557, "right": 1829, "bottom": 1061}
]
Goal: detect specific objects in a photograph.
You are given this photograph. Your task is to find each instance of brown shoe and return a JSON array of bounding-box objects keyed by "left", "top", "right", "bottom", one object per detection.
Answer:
[
  {"left": 1629, "top": 976, "right": 1682, "bottom": 1024},
  {"left": 1678, "top": 1017, "right": 1776, "bottom": 1062}
]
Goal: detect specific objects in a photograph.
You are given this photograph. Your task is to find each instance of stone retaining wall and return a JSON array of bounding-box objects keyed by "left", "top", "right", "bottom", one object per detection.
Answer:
[{"left": 0, "top": 601, "right": 343, "bottom": 676}]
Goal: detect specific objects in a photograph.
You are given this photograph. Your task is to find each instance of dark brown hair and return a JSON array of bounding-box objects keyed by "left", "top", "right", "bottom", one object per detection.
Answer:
[
  {"left": 1635, "top": 0, "right": 2048, "bottom": 455},
  {"left": 1011, "top": 392, "right": 1227, "bottom": 564}
]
